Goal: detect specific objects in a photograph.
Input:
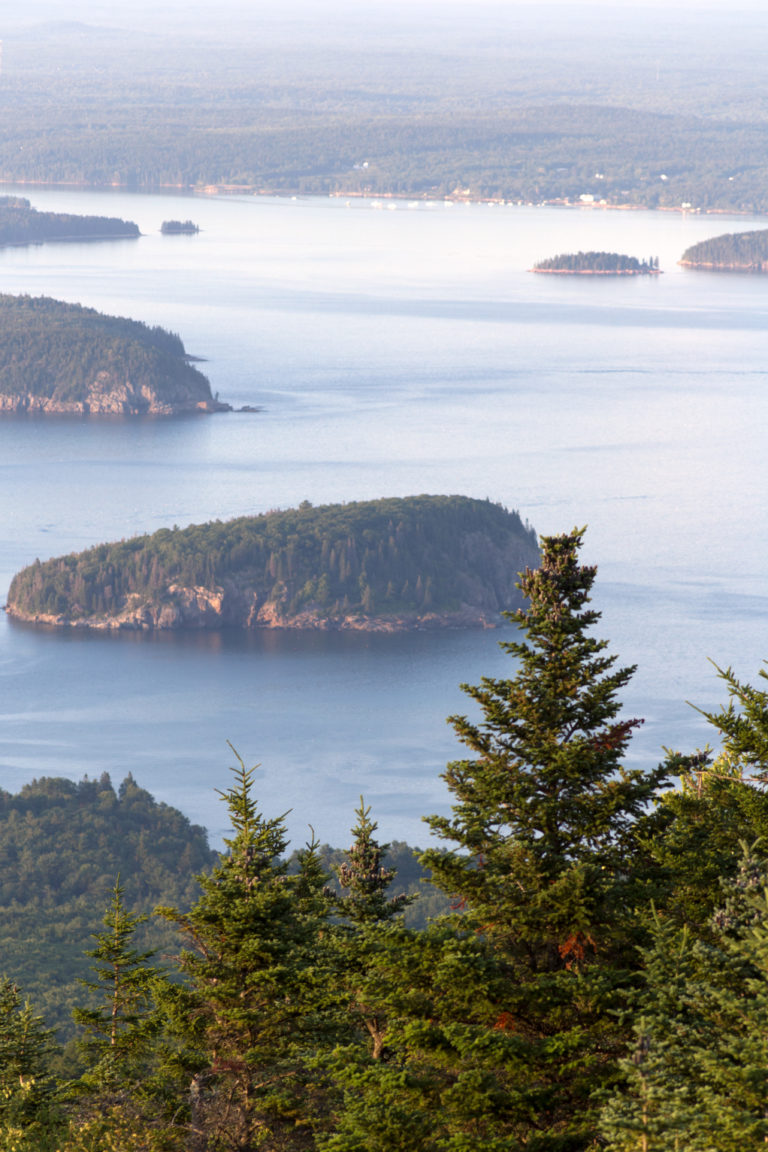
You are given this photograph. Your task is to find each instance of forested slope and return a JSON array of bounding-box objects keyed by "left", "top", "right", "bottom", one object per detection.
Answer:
[
  {"left": 0, "top": 773, "right": 216, "bottom": 1036},
  {"left": 0, "top": 295, "right": 226, "bottom": 415},
  {"left": 7, "top": 495, "right": 539, "bottom": 630},
  {"left": 679, "top": 228, "right": 768, "bottom": 269}
]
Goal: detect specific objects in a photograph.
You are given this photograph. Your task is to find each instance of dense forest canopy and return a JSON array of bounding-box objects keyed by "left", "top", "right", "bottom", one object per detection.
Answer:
[
  {"left": 679, "top": 228, "right": 768, "bottom": 269},
  {"left": 0, "top": 772, "right": 216, "bottom": 1037},
  {"left": 0, "top": 773, "right": 439, "bottom": 1042},
  {"left": 2, "top": 7, "right": 768, "bottom": 208},
  {"left": 532, "top": 251, "right": 660, "bottom": 274},
  {"left": 0, "top": 195, "right": 138, "bottom": 245},
  {"left": 0, "top": 294, "right": 222, "bottom": 414},
  {"left": 6, "top": 495, "right": 540, "bottom": 629}
]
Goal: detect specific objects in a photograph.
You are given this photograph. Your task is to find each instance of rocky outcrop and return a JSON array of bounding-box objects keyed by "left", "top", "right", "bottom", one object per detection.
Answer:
[
  {"left": 0, "top": 376, "right": 230, "bottom": 416},
  {"left": 7, "top": 582, "right": 509, "bottom": 632}
]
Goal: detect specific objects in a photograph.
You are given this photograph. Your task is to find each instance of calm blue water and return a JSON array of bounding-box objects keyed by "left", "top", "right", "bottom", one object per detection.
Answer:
[{"left": 0, "top": 188, "right": 766, "bottom": 847}]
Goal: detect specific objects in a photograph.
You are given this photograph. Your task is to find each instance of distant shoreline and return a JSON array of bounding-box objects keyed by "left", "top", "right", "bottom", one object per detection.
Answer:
[{"left": 0, "top": 180, "right": 763, "bottom": 218}]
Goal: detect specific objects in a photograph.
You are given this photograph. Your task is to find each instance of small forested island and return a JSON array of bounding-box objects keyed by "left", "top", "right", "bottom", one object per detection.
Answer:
[
  {"left": 0, "top": 294, "right": 229, "bottom": 415},
  {"left": 532, "top": 251, "right": 661, "bottom": 275},
  {"left": 6, "top": 495, "right": 539, "bottom": 631},
  {"left": 160, "top": 219, "right": 199, "bottom": 234},
  {"left": 679, "top": 228, "right": 768, "bottom": 271},
  {"left": 0, "top": 195, "right": 138, "bottom": 246}
]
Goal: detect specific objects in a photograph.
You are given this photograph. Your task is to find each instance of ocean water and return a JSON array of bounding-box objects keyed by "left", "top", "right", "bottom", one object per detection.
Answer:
[{"left": 0, "top": 188, "right": 766, "bottom": 847}]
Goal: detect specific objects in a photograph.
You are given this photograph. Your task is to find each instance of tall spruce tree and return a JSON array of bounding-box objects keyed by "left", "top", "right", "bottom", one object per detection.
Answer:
[
  {"left": 73, "top": 880, "right": 160, "bottom": 1094},
  {"left": 421, "top": 528, "right": 669, "bottom": 1148},
  {"left": 319, "top": 802, "right": 503, "bottom": 1151},
  {"left": 157, "top": 748, "right": 333, "bottom": 1152}
]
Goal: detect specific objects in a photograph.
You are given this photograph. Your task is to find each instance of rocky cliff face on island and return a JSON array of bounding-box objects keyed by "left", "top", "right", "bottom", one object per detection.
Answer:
[
  {"left": 0, "top": 377, "right": 228, "bottom": 416},
  {"left": 6, "top": 496, "right": 540, "bottom": 633},
  {"left": 0, "top": 294, "right": 229, "bottom": 416}
]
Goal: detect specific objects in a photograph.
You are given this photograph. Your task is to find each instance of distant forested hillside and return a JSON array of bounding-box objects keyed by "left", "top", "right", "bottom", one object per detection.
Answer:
[
  {"left": 0, "top": 295, "right": 224, "bottom": 414},
  {"left": 4, "top": 10, "right": 768, "bottom": 210},
  {"left": 0, "top": 773, "right": 441, "bottom": 1041},
  {"left": 0, "top": 195, "right": 139, "bottom": 245},
  {"left": 0, "top": 773, "right": 216, "bottom": 1036},
  {"left": 532, "top": 251, "right": 660, "bottom": 274},
  {"left": 7, "top": 495, "right": 539, "bottom": 629},
  {"left": 679, "top": 229, "right": 768, "bottom": 270}
]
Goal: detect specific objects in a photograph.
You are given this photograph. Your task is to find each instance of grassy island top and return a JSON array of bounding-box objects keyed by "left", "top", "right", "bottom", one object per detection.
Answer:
[
  {"left": 0, "top": 293, "right": 217, "bottom": 412},
  {"left": 679, "top": 229, "right": 768, "bottom": 269},
  {"left": 532, "top": 251, "right": 660, "bottom": 274},
  {"left": 0, "top": 195, "right": 139, "bottom": 246},
  {"left": 7, "top": 495, "right": 539, "bottom": 628}
]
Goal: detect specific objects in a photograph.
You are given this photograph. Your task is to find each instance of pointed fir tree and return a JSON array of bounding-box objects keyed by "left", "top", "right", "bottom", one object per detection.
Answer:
[
  {"left": 157, "top": 746, "right": 334, "bottom": 1151},
  {"left": 72, "top": 878, "right": 160, "bottom": 1096},
  {"left": 319, "top": 802, "right": 502, "bottom": 1151},
  {"left": 0, "top": 978, "right": 59, "bottom": 1137},
  {"left": 420, "top": 528, "right": 670, "bottom": 1147}
]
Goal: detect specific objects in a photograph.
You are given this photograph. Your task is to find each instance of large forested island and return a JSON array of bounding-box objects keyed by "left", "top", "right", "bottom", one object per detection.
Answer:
[
  {"left": 0, "top": 195, "right": 139, "bottom": 246},
  {"left": 6, "top": 495, "right": 539, "bottom": 631},
  {"left": 679, "top": 228, "right": 768, "bottom": 270},
  {"left": 0, "top": 295, "right": 228, "bottom": 415},
  {"left": 532, "top": 251, "right": 660, "bottom": 275}
]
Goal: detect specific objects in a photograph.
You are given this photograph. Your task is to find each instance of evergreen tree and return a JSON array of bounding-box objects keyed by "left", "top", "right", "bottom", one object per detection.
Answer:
[
  {"left": 602, "top": 849, "right": 768, "bottom": 1151},
  {"left": 157, "top": 747, "right": 333, "bottom": 1151},
  {"left": 73, "top": 879, "right": 160, "bottom": 1093},
  {"left": 68, "top": 879, "right": 171, "bottom": 1150},
  {"left": 696, "top": 661, "right": 768, "bottom": 778},
  {"left": 421, "top": 528, "right": 669, "bottom": 1147},
  {"left": 0, "top": 978, "right": 58, "bottom": 1137}
]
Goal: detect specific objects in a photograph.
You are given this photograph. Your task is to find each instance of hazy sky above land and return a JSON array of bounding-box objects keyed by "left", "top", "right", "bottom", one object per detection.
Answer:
[{"left": 3, "top": 0, "right": 766, "bottom": 25}]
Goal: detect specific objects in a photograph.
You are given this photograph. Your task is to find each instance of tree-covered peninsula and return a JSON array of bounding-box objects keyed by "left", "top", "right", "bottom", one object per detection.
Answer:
[
  {"left": 0, "top": 295, "right": 228, "bottom": 415},
  {"left": 679, "top": 228, "right": 768, "bottom": 270},
  {"left": 6, "top": 495, "right": 539, "bottom": 631},
  {"left": 532, "top": 251, "right": 660, "bottom": 275},
  {"left": 0, "top": 195, "right": 139, "bottom": 246}
]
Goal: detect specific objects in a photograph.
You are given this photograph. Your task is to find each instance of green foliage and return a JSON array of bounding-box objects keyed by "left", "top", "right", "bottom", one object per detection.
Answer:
[
  {"left": 0, "top": 773, "right": 216, "bottom": 1038},
  {"left": 7, "top": 495, "right": 539, "bottom": 627},
  {"left": 533, "top": 251, "right": 659, "bottom": 274},
  {"left": 602, "top": 853, "right": 768, "bottom": 1152},
  {"left": 157, "top": 747, "right": 335, "bottom": 1150},
  {"left": 335, "top": 800, "right": 411, "bottom": 926},
  {"left": 72, "top": 881, "right": 160, "bottom": 1094},
  {"left": 680, "top": 229, "right": 768, "bottom": 270},
  {"left": 0, "top": 294, "right": 214, "bottom": 409},
  {"left": 0, "top": 978, "right": 58, "bottom": 1131},
  {"left": 422, "top": 528, "right": 670, "bottom": 1147},
  {"left": 10, "top": 537, "right": 768, "bottom": 1148}
]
